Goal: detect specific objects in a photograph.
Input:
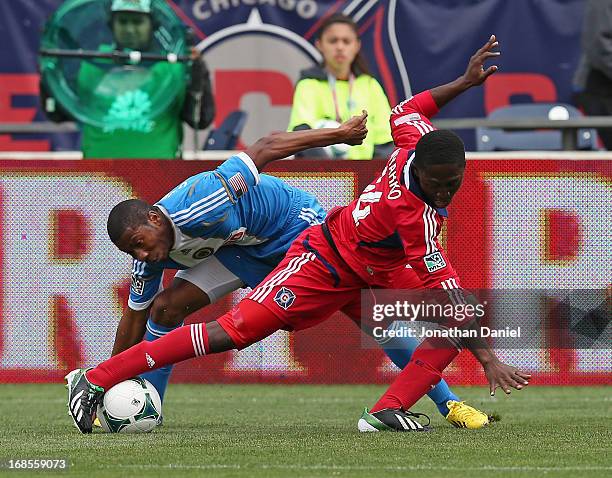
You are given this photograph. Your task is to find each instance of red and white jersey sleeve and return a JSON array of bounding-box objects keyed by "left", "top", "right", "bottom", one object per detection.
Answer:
[{"left": 389, "top": 90, "right": 439, "bottom": 150}]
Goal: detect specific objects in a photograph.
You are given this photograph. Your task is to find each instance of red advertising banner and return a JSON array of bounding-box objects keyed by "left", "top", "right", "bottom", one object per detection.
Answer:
[{"left": 0, "top": 157, "right": 609, "bottom": 385}]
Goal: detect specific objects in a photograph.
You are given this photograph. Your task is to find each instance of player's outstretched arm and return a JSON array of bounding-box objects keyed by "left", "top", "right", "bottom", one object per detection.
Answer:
[
  {"left": 246, "top": 111, "right": 368, "bottom": 171},
  {"left": 110, "top": 307, "right": 150, "bottom": 356},
  {"left": 429, "top": 34, "right": 500, "bottom": 109},
  {"left": 463, "top": 333, "right": 532, "bottom": 396}
]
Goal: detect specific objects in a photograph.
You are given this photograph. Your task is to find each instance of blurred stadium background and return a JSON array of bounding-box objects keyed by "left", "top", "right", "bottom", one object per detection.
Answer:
[{"left": 0, "top": 0, "right": 608, "bottom": 387}]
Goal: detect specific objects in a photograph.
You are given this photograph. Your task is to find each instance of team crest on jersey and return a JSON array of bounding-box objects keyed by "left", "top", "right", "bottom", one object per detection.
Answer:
[
  {"left": 193, "top": 247, "right": 214, "bottom": 260},
  {"left": 131, "top": 275, "right": 145, "bottom": 295},
  {"left": 274, "top": 287, "right": 296, "bottom": 310},
  {"left": 423, "top": 252, "right": 447, "bottom": 273}
]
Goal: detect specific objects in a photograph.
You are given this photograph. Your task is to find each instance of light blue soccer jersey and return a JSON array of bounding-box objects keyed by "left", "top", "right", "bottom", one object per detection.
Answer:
[{"left": 128, "top": 152, "right": 325, "bottom": 310}]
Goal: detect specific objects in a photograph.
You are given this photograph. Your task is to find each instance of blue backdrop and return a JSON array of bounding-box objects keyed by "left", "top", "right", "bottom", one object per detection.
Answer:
[{"left": 0, "top": 0, "right": 586, "bottom": 151}]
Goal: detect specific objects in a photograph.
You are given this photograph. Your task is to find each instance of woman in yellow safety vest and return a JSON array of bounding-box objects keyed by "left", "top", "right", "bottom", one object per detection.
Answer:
[{"left": 288, "top": 13, "right": 393, "bottom": 160}]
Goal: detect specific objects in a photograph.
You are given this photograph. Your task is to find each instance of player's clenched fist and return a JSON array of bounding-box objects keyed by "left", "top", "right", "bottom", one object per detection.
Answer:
[{"left": 340, "top": 110, "right": 368, "bottom": 145}]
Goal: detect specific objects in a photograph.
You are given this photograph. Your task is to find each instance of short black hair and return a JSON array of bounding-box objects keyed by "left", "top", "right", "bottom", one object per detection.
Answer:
[
  {"left": 413, "top": 130, "right": 466, "bottom": 168},
  {"left": 107, "top": 199, "right": 152, "bottom": 244}
]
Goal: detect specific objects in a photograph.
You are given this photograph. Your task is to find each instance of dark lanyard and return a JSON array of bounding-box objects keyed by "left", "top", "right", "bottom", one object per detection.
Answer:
[{"left": 328, "top": 72, "right": 355, "bottom": 123}]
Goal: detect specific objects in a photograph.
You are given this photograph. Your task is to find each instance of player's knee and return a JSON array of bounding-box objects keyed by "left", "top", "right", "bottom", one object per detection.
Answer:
[
  {"left": 150, "top": 292, "right": 188, "bottom": 327},
  {"left": 206, "top": 321, "right": 235, "bottom": 353},
  {"left": 213, "top": 301, "right": 284, "bottom": 352}
]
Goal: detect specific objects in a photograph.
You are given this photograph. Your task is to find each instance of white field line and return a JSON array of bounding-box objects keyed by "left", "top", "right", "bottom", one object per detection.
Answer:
[{"left": 106, "top": 463, "right": 612, "bottom": 472}]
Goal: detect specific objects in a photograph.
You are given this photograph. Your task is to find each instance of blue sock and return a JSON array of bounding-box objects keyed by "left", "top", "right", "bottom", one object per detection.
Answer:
[
  {"left": 381, "top": 333, "right": 460, "bottom": 417},
  {"left": 139, "top": 319, "right": 181, "bottom": 402}
]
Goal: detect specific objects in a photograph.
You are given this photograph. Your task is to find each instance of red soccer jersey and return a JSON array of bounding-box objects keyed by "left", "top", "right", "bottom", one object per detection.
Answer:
[{"left": 327, "top": 90, "right": 459, "bottom": 288}]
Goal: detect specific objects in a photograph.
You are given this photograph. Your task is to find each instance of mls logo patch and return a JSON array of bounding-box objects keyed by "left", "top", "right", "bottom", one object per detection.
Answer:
[
  {"left": 274, "top": 287, "right": 296, "bottom": 310},
  {"left": 131, "top": 275, "right": 145, "bottom": 295},
  {"left": 423, "top": 252, "right": 447, "bottom": 273}
]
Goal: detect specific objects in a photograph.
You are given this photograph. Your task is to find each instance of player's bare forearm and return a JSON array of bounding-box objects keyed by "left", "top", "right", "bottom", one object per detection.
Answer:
[
  {"left": 430, "top": 34, "right": 500, "bottom": 109},
  {"left": 429, "top": 76, "right": 473, "bottom": 110},
  {"left": 463, "top": 334, "right": 499, "bottom": 366},
  {"left": 246, "top": 111, "right": 368, "bottom": 171},
  {"left": 111, "top": 307, "right": 150, "bottom": 356}
]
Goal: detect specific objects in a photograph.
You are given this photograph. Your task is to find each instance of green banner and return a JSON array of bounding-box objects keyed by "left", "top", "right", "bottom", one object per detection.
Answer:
[{"left": 39, "top": 0, "right": 189, "bottom": 128}]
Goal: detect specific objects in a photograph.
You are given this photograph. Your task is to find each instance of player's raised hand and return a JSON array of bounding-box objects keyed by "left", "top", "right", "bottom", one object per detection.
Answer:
[
  {"left": 463, "top": 34, "right": 500, "bottom": 86},
  {"left": 340, "top": 110, "right": 368, "bottom": 145},
  {"left": 483, "top": 359, "right": 531, "bottom": 396}
]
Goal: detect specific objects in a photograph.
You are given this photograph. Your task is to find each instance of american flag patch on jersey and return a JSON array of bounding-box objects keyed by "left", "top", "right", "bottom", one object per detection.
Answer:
[{"left": 228, "top": 172, "right": 248, "bottom": 198}]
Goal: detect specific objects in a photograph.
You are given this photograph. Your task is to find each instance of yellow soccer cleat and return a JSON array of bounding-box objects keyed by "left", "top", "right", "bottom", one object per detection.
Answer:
[
  {"left": 93, "top": 417, "right": 102, "bottom": 428},
  {"left": 445, "top": 400, "right": 490, "bottom": 429}
]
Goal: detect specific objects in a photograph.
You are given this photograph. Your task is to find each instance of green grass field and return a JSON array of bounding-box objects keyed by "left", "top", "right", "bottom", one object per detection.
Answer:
[{"left": 0, "top": 384, "right": 610, "bottom": 478}]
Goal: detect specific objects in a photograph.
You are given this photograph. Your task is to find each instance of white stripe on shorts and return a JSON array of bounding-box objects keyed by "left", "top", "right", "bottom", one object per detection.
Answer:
[{"left": 250, "top": 252, "right": 316, "bottom": 303}]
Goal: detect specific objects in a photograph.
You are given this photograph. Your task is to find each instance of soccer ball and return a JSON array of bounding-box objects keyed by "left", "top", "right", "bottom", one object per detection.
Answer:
[
  {"left": 96, "top": 377, "right": 162, "bottom": 433},
  {"left": 314, "top": 119, "right": 351, "bottom": 159}
]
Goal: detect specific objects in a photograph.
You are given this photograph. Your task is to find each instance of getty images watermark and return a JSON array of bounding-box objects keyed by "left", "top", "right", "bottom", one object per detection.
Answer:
[
  {"left": 369, "top": 299, "right": 520, "bottom": 340},
  {"left": 360, "top": 289, "right": 611, "bottom": 350}
]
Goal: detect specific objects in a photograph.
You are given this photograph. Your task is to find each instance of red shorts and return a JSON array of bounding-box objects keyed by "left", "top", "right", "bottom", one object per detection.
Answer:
[
  {"left": 217, "top": 225, "right": 365, "bottom": 348},
  {"left": 217, "top": 224, "right": 463, "bottom": 349},
  {"left": 245, "top": 225, "right": 365, "bottom": 328}
]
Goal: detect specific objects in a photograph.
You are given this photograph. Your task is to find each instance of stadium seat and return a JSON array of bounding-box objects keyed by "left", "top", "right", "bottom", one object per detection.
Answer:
[
  {"left": 476, "top": 103, "right": 598, "bottom": 151},
  {"left": 204, "top": 110, "right": 248, "bottom": 150}
]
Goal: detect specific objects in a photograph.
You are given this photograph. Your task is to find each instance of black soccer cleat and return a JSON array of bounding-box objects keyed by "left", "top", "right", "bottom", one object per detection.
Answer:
[
  {"left": 65, "top": 368, "right": 105, "bottom": 434},
  {"left": 358, "top": 407, "right": 432, "bottom": 432}
]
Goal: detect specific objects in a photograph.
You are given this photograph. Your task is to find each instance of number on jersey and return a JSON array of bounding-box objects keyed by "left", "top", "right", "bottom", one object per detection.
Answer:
[{"left": 352, "top": 184, "right": 382, "bottom": 225}]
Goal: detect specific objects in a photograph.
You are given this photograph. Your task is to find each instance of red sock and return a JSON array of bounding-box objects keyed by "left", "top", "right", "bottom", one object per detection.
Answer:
[
  {"left": 87, "top": 322, "right": 210, "bottom": 390},
  {"left": 371, "top": 339, "right": 459, "bottom": 412}
]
